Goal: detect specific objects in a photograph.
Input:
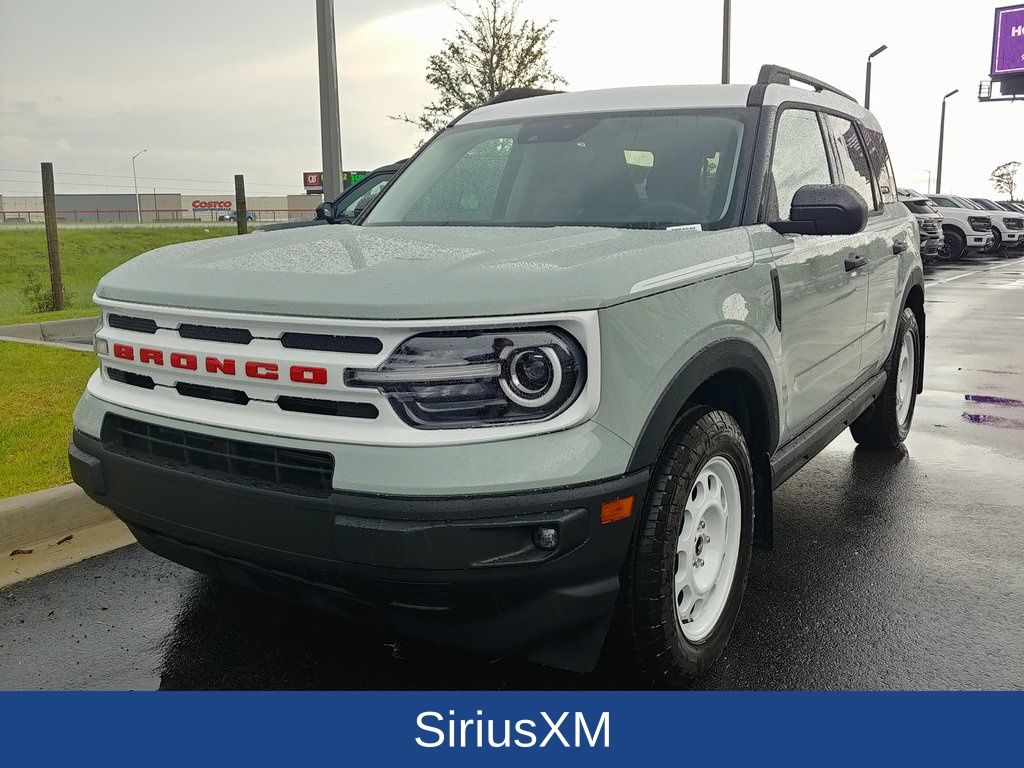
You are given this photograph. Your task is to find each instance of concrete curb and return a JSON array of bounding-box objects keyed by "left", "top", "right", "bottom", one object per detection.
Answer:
[
  {"left": 0, "top": 483, "right": 113, "bottom": 555},
  {"left": 0, "top": 316, "right": 98, "bottom": 351}
]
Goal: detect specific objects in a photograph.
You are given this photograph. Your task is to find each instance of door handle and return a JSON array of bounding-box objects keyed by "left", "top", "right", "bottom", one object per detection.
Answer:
[
  {"left": 893, "top": 241, "right": 909, "bottom": 255},
  {"left": 844, "top": 255, "right": 868, "bottom": 272}
]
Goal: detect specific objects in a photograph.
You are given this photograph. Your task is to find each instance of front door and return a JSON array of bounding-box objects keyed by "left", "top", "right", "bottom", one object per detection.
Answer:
[{"left": 761, "top": 108, "right": 869, "bottom": 438}]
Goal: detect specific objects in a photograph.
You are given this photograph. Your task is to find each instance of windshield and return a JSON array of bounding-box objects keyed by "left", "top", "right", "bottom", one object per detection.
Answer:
[
  {"left": 953, "top": 196, "right": 984, "bottom": 210},
  {"left": 972, "top": 198, "right": 1000, "bottom": 211},
  {"left": 364, "top": 109, "right": 754, "bottom": 230},
  {"left": 902, "top": 198, "right": 937, "bottom": 215}
]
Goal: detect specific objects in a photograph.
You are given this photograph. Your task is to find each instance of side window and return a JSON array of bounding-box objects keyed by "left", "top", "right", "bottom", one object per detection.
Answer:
[
  {"left": 861, "top": 127, "right": 897, "bottom": 206},
  {"left": 826, "top": 115, "right": 877, "bottom": 211},
  {"left": 768, "top": 109, "right": 832, "bottom": 221}
]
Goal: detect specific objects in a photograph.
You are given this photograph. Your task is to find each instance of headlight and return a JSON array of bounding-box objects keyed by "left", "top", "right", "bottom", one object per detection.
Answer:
[{"left": 345, "top": 327, "right": 586, "bottom": 429}]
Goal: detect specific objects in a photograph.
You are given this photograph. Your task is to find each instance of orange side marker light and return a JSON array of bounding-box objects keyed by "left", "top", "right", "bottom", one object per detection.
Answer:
[{"left": 601, "top": 496, "right": 634, "bottom": 525}]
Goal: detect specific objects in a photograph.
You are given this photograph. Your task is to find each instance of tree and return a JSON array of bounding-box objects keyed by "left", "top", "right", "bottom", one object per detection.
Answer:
[
  {"left": 990, "top": 161, "right": 1021, "bottom": 201},
  {"left": 392, "top": 0, "right": 566, "bottom": 137}
]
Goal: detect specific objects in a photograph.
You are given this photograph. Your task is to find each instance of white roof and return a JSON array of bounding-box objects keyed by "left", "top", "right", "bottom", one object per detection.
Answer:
[{"left": 458, "top": 81, "right": 879, "bottom": 131}]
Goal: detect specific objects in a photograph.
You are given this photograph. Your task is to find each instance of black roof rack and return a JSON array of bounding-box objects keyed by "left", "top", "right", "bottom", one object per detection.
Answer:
[
  {"left": 484, "top": 87, "right": 565, "bottom": 106},
  {"left": 757, "top": 65, "right": 858, "bottom": 104}
]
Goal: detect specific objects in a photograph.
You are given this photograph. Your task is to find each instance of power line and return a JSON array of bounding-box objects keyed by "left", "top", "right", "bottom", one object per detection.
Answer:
[
  {"left": 0, "top": 167, "right": 299, "bottom": 189},
  {"left": 0, "top": 177, "right": 242, "bottom": 192}
]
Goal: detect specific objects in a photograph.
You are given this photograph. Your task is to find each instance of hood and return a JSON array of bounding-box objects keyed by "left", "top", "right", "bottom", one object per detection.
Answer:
[{"left": 96, "top": 224, "right": 752, "bottom": 320}]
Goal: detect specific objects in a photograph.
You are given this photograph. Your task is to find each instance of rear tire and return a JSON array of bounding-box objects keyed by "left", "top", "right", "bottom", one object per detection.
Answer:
[
  {"left": 940, "top": 229, "right": 965, "bottom": 261},
  {"left": 624, "top": 408, "right": 754, "bottom": 687},
  {"left": 850, "top": 307, "right": 920, "bottom": 450}
]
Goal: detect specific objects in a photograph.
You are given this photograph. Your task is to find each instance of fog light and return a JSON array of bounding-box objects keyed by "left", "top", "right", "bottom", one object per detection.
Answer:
[
  {"left": 94, "top": 336, "right": 109, "bottom": 356},
  {"left": 533, "top": 526, "right": 559, "bottom": 551}
]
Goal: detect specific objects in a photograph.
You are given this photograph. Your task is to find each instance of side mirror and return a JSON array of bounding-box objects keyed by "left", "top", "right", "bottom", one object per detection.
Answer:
[
  {"left": 771, "top": 184, "right": 868, "bottom": 236},
  {"left": 315, "top": 202, "right": 334, "bottom": 222}
]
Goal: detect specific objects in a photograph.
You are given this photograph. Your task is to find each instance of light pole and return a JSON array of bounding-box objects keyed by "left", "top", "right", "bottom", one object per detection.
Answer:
[
  {"left": 316, "top": 0, "right": 344, "bottom": 200},
  {"left": 935, "top": 89, "right": 959, "bottom": 194},
  {"left": 721, "top": 0, "right": 731, "bottom": 85},
  {"left": 864, "top": 44, "right": 887, "bottom": 110},
  {"left": 131, "top": 148, "right": 147, "bottom": 223},
  {"left": 918, "top": 168, "right": 933, "bottom": 195}
]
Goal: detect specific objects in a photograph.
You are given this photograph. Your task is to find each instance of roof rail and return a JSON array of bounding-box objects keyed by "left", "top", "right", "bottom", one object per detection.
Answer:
[
  {"left": 757, "top": 65, "right": 858, "bottom": 104},
  {"left": 484, "top": 87, "right": 564, "bottom": 106}
]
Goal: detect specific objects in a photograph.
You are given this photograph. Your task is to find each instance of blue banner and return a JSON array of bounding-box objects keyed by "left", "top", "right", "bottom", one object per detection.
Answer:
[{"left": 0, "top": 692, "right": 1019, "bottom": 765}]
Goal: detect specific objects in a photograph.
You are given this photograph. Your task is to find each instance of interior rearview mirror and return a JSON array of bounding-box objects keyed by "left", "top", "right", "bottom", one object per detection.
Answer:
[{"left": 770, "top": 184, "right": 868, "bottom": 236}]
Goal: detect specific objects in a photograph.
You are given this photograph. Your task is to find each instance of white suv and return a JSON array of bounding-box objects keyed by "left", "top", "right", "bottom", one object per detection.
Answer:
[
  {"left": 926, "top": 194, "right": 994, "bottom": 260},
  {"left": 970, "top": 198, "right": 1024, "bottom": 252}
]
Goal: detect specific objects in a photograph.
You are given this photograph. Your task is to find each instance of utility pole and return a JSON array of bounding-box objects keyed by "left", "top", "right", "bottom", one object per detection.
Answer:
[
  {"left": 131, "top": 148, "right": 147, "bottom": 223},
  {"left": 721, "top": 0, "right": 731, "bottom": 85},
  {"left": 316, "top": 0, "right": 344, "bottom": 200},
  {"left": 936, "top": 89, "right": 959, "bottom": 194},
  {"left": 234, "top": 174, "right": 248, "bottom": 235},
  {"left": 864, "top": 44, "right": 887, "bottom": 110},
  {"left": 40, "top": 162, "right": 65, "bottom": 311}
]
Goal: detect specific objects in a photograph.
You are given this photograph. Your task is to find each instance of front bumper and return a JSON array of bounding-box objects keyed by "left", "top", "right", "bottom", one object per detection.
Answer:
[
  {"left": 69, "top": 425, "right": 648, "bottom": 668},
  {"left": 967, "top": 233, "right": 993, "bottom": 249}
]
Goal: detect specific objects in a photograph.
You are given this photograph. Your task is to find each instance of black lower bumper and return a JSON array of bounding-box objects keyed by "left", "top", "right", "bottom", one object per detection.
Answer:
[{"left": 70, "top": 428, "right": 647, "bottom": 670}]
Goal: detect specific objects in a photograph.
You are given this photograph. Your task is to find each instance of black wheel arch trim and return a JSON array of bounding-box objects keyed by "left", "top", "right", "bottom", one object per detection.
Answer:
[
  {"left": 625, "top": 338, "right": 781, "bottom": 474},
  {"left": 898, "top": 270, "right": 926, "bottom": 395}
]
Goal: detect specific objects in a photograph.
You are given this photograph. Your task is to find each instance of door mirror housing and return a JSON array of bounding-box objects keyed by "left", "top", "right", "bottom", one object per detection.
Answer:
[
  {"left": 315, "top": 201, "right": 335, "bottom": 222},
  {"left": 771, "top": 184, "right": 868, "bottom": 236}
]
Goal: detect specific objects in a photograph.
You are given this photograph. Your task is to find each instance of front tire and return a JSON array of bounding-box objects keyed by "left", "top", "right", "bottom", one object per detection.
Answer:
[
  {"left": 851, "top": 307, "right": 920, "bottom": 450},
  {"left": 940, "top": 229, "right": 965, "bottom": 261},
  {"left": 625, "top": 408, "right": 754, "bottom": 687}
]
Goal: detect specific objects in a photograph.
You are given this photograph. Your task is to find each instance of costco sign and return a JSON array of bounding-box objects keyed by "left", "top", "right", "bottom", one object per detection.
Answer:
[{"left": 191, "top": 200, "right": 233, "bottom": 210}]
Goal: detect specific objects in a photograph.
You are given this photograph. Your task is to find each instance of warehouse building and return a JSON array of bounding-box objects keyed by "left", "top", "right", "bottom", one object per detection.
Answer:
[{"left": 0, "top": 192, "right": 321, "bottom": 224}]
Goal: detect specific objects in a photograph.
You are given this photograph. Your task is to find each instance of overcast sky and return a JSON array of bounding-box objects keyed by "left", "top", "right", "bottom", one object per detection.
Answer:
[{"left": 1, "top": 0, "right": 1021, "bottom": 199}]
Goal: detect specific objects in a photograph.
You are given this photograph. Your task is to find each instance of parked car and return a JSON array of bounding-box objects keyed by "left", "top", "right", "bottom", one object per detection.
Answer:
[
  {"left": 996, "top": 200, "right": 1024, "bottom": 215},
  {"left": 898, "top": 189, "right": 943, "bottom": 263},
  {"left": 257, "top": 161, "right": 405, "bottom": 233},
  {"left": 218, "top": 210, "right": 255, "bottom": 223},
  {"left": 72, "top": 65, "right": 924, "bottom": 686},
  {"left": 926, "top": 194, "right": 994, "bottom": 260},
  {"left": 969, "top": 198, "right": 1023, "bottom": 251}
]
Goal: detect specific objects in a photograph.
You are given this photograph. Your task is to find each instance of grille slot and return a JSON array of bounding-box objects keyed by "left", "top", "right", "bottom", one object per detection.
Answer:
[
  {"left": 280, "top": 332, "right": 383, "bottom": 355},
  {"left": 107, "top": 367, "right": 156, "bottom": 389},
  {"left": 175, "top": 382, "right": 250, "bottom": 405},
  {"left": 108, "top": 314, "right": 158, "bottom": 334},
  {"left": 178, "top": 324, "right": 253, "bottom": 345},
  {"left": 103, "top": 415, "right": 334, "bottom": 497},
  {"left": 277, "top": 396, "right": 378, "bottom": 419}
]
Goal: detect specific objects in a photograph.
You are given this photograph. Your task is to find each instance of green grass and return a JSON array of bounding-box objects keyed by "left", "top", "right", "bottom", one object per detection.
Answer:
[
  {"left": 0, "top": 342, "right": 99, "bottom": 498},
  {"left": 0, "top": 227, "right": 233, "bottom": 326}
]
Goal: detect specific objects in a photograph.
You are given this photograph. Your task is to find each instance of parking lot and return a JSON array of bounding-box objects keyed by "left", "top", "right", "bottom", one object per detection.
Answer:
[{"left": 2, "top": 251, "right": 1022, "bottom": 691}]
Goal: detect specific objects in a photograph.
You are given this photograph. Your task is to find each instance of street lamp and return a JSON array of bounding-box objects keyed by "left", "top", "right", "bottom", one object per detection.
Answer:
[
  {"left": 131, "top": 148, "right": 148, "bottom": 223},
  {"left": 935, "top": 89, "right": 959, "bottom": 194},
  {"left": 918, "top": 168, "right": 933, "bottom": 195},
  {"left": 864, "top": 44, "right": 888, "bottom": 110}
]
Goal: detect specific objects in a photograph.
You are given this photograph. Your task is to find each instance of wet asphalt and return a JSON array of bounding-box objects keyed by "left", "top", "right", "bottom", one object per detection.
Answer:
[{"left": 2, "top": 252, "right": 1023, "bottom": 690}]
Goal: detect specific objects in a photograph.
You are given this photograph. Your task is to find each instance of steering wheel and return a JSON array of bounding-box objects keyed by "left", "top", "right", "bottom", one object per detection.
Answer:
[{"left": 628, "top": 200, "right": 703, "bottom": 225}]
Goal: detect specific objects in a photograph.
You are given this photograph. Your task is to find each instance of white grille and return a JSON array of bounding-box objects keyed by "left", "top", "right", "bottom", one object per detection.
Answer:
[{"left": 89, "top": 297, "right": 600, "bottom": 447}]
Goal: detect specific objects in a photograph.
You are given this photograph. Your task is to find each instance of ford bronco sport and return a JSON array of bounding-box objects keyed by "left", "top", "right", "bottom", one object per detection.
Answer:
[{"left": 70, "top": 65, "right": 925, "bottom": 686}]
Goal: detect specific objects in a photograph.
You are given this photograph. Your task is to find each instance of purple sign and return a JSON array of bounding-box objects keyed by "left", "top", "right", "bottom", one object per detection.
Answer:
[{"left": 992, "top": 4, "right": 1024, "bottom": 78}]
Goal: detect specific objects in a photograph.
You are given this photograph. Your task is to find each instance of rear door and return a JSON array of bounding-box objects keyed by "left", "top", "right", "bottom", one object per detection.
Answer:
[
  {"left": 765, "top": 107, "right": 868, "bottom": 435},
  {"left": 829, "top": 118, "right": 912, "bottom": 373}
]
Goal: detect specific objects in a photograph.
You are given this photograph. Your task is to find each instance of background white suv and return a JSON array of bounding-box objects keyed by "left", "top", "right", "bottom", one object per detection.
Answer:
[
  {"left": 970, "top": 198, "right": 1024, "bottom": 252},
  {"left": 926, "top": 194, "right": 994, "bottom": 260}
]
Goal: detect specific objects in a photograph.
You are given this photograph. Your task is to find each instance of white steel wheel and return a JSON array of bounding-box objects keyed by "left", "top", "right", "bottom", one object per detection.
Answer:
[
  {"left": 896, "top": 330, "right": 915, "bottom": 426},
  {"left": 673, "top": 456, "right": 742, "bottom": 643}
]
